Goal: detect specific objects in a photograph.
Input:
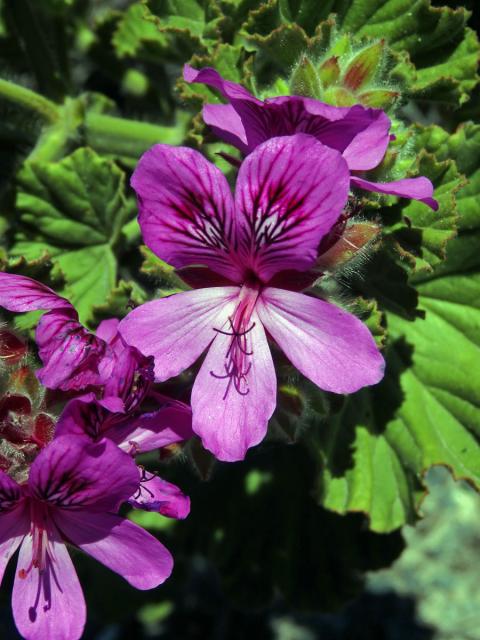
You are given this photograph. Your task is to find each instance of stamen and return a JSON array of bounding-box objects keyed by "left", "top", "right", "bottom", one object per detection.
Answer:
[{"left": 210, "top": 289, "right": 258, "bottom": 399}]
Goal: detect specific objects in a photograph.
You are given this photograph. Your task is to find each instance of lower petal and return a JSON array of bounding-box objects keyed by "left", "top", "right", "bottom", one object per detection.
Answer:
[
  {"left": 12, "top": 527, "right": 86, "bottom": 640},
  {"left": 191, "top": 312, "right": 276, "bottom": 462},
  {"left": 257, "top": 288, "right": 385, "bottom": 394},
  {"left": 54, "top": 510, "right": 173, "bottom": 590},
  {"left": 351, "top": 175, "right": 438, "bottom": 210},
  {"left": 110, "top": 403, "right": 193, "bottom": 454},
  {"left": 119, "top": 287, "right": 239, "bottom": 382},
  {"left": 0, "top": 505, "right": 29, "bottom": 586},
  {"left": 129, "top": 470, "right": 190, "bottom": 519}
]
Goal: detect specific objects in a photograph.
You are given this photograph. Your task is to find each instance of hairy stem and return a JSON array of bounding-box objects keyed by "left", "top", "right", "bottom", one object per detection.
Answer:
[{"left": 0, "top": 78, "right": 59, "bottom": 123}]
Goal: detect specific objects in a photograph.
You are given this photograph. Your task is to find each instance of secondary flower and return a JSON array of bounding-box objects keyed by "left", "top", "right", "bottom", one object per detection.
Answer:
[
  {"left": 119, "top": 134, "right": 385, "bottom": 462},
  {"left": 0, "top": 435, "right": 173, "bottom": 640},
  {"left": 0, "top": 274, "right": 153, "bottom": 410},
  {"left": 184, "top": 64, "right": 438, "bottom": 210},
  {"left": 56, "top": 392, "right": 193, "bottom": 516}
]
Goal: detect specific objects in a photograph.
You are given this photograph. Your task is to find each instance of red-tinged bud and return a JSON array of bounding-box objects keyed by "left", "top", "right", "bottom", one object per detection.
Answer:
[
  {"left": 323, "top": 86, "right": 356, "bottom": 106},
  {"left": 317, "top": 222, "right": 381, "bottom": 271},
  {"left": 318, "top": 56, "right": 340, "bottom": 88},
  {"left": 33, "top": 414, "right": 55, "bottom": 447},
  {"left": 343, "top": 40, "right": 384, "bottom": 91},
  {"left": 358, "top": 89, "right": 400, "bottom": 109},
  {"left": 0, "top": 328, "right": 28, "bottom": 365}
]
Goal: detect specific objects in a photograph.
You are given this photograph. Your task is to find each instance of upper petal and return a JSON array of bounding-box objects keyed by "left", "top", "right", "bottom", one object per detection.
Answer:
[
  {"left": 12, "top": 525, "right": 86, "bottom": 640},
  {"left": 35, "top": 309, "right": 106, "bottom": 391},
  {"left": 234, "top": 134, "right": 350, "bottom": 281},
  {"left": 202, "top": 103, "right": 249, "bottom": 153},
  {"left": 351, "top": 175, "right": 439, "bottom": 210},
  {"left": 29, "top": 435, "right": 139, "bottom": 512},
  {"left": 191, "top": 310, "right": 276, "bottom": 461},
  {"left": 0, "top": 274, "right": 72, "bottom": 312},
  {"left": 0, "top": 470, "right": 23, "bottom": 511},
  {"left": 131, "top": 143, "right": 242, "bottom": 281},
  {"left": 257, "top": 288, "right": 385, "bottom": 394},
  {"left": 119, "top": 287, "right": 239, "bottom": 382},
  {"left": 183, "top": 65, "right": 270, "bottom": 151},
  {"left": 53, "top": 510, "right": 173, "bottom": 589}
]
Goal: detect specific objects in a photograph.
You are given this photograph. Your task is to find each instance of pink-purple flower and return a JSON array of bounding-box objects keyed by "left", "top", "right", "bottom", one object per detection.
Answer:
[
  {"left": 0, "top": 435, "right": 173, "bottom": 640},
  {"left": 184, "top": 64, "right": 438, "bottom": 210},
  {"left": 0, "top": 274, "right": 153, "bottom": 411},
  {"left": 119, "top": 133, "right": 386, "bottom": 462}
]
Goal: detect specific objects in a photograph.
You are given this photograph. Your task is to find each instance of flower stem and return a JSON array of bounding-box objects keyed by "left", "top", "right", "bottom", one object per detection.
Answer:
[
  {"left": 0, "top": 78, "right": 59, "bottom": 123},
  {"left": 84, "top": 112, "right": 189, "bottom": 160}
]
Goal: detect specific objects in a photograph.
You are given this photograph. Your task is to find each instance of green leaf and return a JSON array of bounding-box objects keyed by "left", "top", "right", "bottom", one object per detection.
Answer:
[
  {"left": 11, "top": 148, "right": 130, "bottom": 325},
  {"left": 337, "top": 0, "right": 479, "bottom": 106},
  {"left": 312, "top": 124, "right": 480, "bottom": 532}
]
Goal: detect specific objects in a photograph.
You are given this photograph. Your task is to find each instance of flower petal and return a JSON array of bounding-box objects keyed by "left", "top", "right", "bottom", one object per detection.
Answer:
[
  {"left": 12, "top": 527, "right": 86, "bottom": 640},
  {"left": 0, "top": 505, "right": 29, "bottom": 587},
  {"left": 29, "top": 435, "right": 139, "bottom": 512},
  {"left": 183, "top": 65, "right": 267, "bottom": 151},
  {"left": 351, "top": 175, "right": 439, "bottom": 210},
  {"left": 35, "top": 309, "right": 106, "bottom": 391},
  {"left": 0, "top": 274, "right": 71, "bottom": 312},
  {"left": 202, "top": 103, "right": 249, "bottom": 153},
  {"left": 109, "top": 402, "right": 194, "bottom": 454},
  {"left": 257, "top": 288, "right": 385, "bottom": 394},
  {"left": 119, "top": 287, "right": 238, "bottom": 382},
  {"left": 0, "top": 470, "right": 23, "bottom": 511},
  {"left": 191, "top": 310, "right": 276, "bottom": 461},
  {"left": 234, "top": 134, "right": 350, "bottom": 281},
  {"left": 129, "top": 470, "right": 190, "bottom": 519},
  {"left": 131, "top": 143, "right": 243, "bottom": 281},
  {"left": 53, "top": 510, "right": 173, "bottom": 589},
  {"left": 339, "top": 107, "right": 391, "bottom": 170}
]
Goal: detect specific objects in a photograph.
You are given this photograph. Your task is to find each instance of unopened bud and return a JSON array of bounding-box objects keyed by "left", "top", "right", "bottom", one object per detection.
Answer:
[
  {"left": 343, "top": 40, "right": 384, "bottom": 91},
  {"left": 290, "top": 56, "right": 322, "bottom": 98},
  {"left": 317, "top": 222, "right": 381, "bottom": 271},
  {"left": 318, "top": 56, "right": 340, "bottom": 88}
]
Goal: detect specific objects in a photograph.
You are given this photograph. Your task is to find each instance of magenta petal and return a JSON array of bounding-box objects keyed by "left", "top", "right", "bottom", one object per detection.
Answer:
[
  {"left": 110, "top": 403, "right": 193, "bottom": 453},
  {"left": 257, "top": 288, "right": 385, "bottom": 394},
  {"left": 0, "top": 470, "right": 23, "bottom": 511},
  {"left": 95, "top": 318, "right": 120, "bottom": 342},
  {"left": 184, "top": 64, "right": 261, "bottom": 103},
  {"left": 0, "top": 505, "right": 28, "bottom": 586},
  {"left": 131, "top": 143, "right": 243, "bottom": 281},
  {"left": 129, "top": 470, "right": 190, "bottom": 519},
  {"left": 235, "top": 134, "right": 350, "bottom": 281},
  {"left": 0, "top": 274, "right": 71, "bottom": 312},
  {"left": 203, "top": 103, "right": 249, "bottom": 153},
  {"left": 351, "top": 175, "right": 439, "bottom": 210},
  {"left": 119, "top": 287, "right": 238, "bottom": 382},
  {"left": 54, "top": 510, "right": 173, "bottom": 589},
  {"left": 12, "top": 527, "right": 86, "bottom": 640},
  {"left": 35, "top": 309, "right": 106, "bottom": 391},
  {"left": 29, "top": 435, "right": 139, "bottom": 512},
  {"left": 340, "top": 108, "right": 391, "bottom": 170},
  {"left": 191, "top": 311, "right": 276, "bottom": 461}
]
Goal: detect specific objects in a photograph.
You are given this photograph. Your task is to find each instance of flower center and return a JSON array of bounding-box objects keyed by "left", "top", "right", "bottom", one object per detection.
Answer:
[
  {"left": 18, "top": 501, "right": 53, "bottom": 579},
  {"left": 211, "top": 285, "right": 259, "bottom": 399}
]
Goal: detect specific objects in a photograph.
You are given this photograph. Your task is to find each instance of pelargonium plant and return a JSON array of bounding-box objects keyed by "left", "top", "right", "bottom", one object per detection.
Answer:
[{"left": 0, "top": 0, "right": 479, "bottom": 637}]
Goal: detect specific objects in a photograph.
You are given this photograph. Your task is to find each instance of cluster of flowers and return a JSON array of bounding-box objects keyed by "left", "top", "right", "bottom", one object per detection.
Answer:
[{"left": 0, "top": 66, "right": 437, "bottom": 639}]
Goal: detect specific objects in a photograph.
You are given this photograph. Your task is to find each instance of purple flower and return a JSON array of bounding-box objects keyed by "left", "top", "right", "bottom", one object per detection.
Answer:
[
  {"left": 0, "top": 275, "right": 153, "bottom": 409},
  {"left": 184, "top": 64, "right": 438, "bottom": 210},
  {"left": 0, "top": 435, "right": 173, "bottom": 640},
  {"left": 119, "top": 134, "right": 385, "bottom": 462},
  {"left": 56, "top": 392, "right": 193, "bottom": 516}
]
